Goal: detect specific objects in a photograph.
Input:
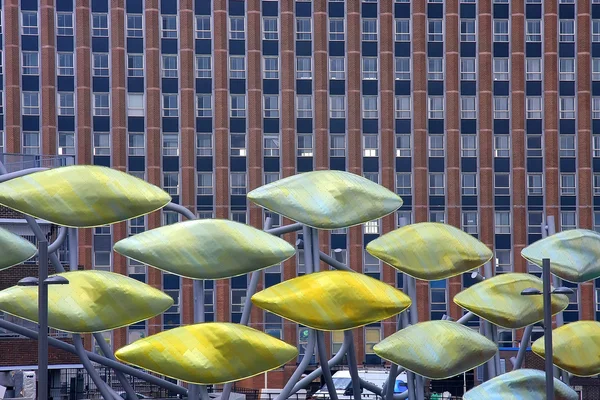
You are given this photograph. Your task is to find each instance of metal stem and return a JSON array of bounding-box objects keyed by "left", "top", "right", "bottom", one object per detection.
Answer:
[
  {"left": 316, "top": 330, "right": 339, "bottom": 400},
  {"left": 543, "top": 258, "right": 554, "bottom": 400},
  {"left": 72, "top": 335, "right": 118, "bottom": 400},
  {"left": 0, "top": 167, "right": 48, "bottom": 182},
  {"left": 0, "top": 319, "right": 187, "bottom": 396},
  {"left": 290, "top": 332, "right": 352, "bottom": 395},
  {"left": 344, "top": 331, "right": 362, "bottom": 400},
  {"left": 482, "top": 262, "right": 497, "bottom": 380},
  {"left": 512, "top": 324, "right": 533, "bottom": 369},
  {"left": 311, "top": 228, "right": 320, "bottom": 272},
  {"left": 302, "top": 225, "right": 314, "bottom": 274},
  {"left": 47, "top": 226, "right": 68, "bottom": 253},
  {"left": 274, "top": 330, "right": 316, "bottom": 400},
  {"left": 164, "top": 202, "right": 197, "bottom": 220},
  {"left": 95, "top": 337, "right": 138, "bottom": 400},
  {"left": 38, "top": 240, "right": 48, "bottom": 400},
  {"left": 265, "top": 222, "right": 304, "bottom": 236},
  {"left": 319, "top": 250, "right": 353, "bottom": 272}
]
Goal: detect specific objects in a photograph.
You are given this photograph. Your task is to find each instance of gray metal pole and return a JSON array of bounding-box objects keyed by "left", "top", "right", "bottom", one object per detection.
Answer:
[
  {"left": 302, "top": 225, "right": 314, "bottom": 274},
  {"left": 0, "top": 319, "right": 187, "bottom": 396},
  {"left": 67, "top": 227, "right": 137, "bottom": 400},
  {"left": 482, "top": 262, "right": 497, "bottom": 379},
  {"left": 511, "top": 324, "right": 533, "bottom": 369},
  {"left": 311, "top": 228, "right": 320, "bottom": 272},
  {"left": 38, "top": 240, "right": 48, "bottom": 400},
  {"left": 265, "top": 222, "right": 304, "bottom": 236},
  {"left": 319, "top": 250, "right": 353, "bottom": 272},
  {"left": 274, "top": 330, "right": 316, "bottom": 400},
  {"left": 542, "top": 258, "right": 554, "bottom": 400},
  {"left": 290, "top": 332, "right": 352, "bottom": 395},
  {"left": 0, "top": 167, "right": 48, "bottom": 182},
  {"left": 316, "top": 330, "right": 339, "bottom": 400},
  {"left": 344, "top": 331, "right": 362, "bottom": 400},
  {"left": 72, "top": 335, "right": 118, "bottom": 400}
]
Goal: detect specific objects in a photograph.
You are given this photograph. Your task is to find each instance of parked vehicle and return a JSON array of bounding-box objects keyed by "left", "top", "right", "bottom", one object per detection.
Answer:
[{"left": 313, "top": 370, "right": 408, "bottom": 400}]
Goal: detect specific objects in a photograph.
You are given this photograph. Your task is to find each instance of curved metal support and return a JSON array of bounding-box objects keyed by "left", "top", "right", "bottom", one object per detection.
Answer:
[
  {"left": 265, "top": 222, "right": 303, "bottom": 236},
  {"left": 95, "top": 333, "right": 138, "bottom": 400},
  {"left": 290, "top": 331, "right": 352, "bottom": 395},
  {"left": 317, "top": 330, "right": 339, "bottom": 400},
  {"left": 319, "top": 250, "right": 354, "bottom": 272},
  {"left": 274, "top": 330, "right": 317, "bottom": 400},
  {"left": 222, "top": 218, "right": 273, "bottom": 400},
  {"left": 164, "top": 202, "right": 197, "bottom": 220},
  {"left": 47, "top": 226, "right": 68, "bottom": 254},
  {"left": 73, "top": 334, "right": 117, "bottom": 400},
  {"left": 344, "top": 331, "right": 362, "bottom": 400},
  {"left": 0, "top": 167, "right": 48, "bottom": 182},
  {"left": 0, "top": 319, "right": 188, "bottom": 396},
  {"left": 511, "top": 324, "right": 533, "bottom": 369}
]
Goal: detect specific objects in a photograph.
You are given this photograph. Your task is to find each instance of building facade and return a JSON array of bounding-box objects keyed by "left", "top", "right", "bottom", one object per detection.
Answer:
[{"left": 1, "top": 0, "right": 600, "bottom": 392}]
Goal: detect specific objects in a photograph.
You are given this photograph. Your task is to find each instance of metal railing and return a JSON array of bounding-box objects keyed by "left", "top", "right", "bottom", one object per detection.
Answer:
[{"left": 0, "top": 153, "right": 74, "bottom": 173}]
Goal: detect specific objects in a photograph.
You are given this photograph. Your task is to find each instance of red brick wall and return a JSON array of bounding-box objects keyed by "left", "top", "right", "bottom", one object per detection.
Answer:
[{"left": 0, "top": 338, "right": 81, "bottom": 367}]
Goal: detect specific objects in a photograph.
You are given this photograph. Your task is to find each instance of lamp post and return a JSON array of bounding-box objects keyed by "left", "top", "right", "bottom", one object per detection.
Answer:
[
  {"left": 17, "top": 240, "right": 69, "bottom": 400},
  {"left": 520, "top": 258, "right": 574, "bottom": 400}
]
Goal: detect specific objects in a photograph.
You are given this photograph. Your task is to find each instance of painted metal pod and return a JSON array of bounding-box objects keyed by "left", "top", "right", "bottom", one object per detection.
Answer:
[
  {"left": 0, "top": 227, "right": 37, "bottom": 271},
  {"left": 463, "top": 369, "right": 578, "bottom": 400},
  {"left": 115, "top": 323, "right": 298, "bottom": 385},
  {"left": 454, "top": 273, "right": 569, "bottom": 329},
  {"left": 0, "top": 165, "right": 171, "bottom": 227},
  {"left": 0, "top": 270, "right": 173, "bottom": 333},
  {"left": 114, "top": 219, "right": 296, "bottom": 280},
  {"left": 252, "top": 270, "right": 411, "bottom": 331},
  {"left": 532, "top": 320, "right": 600, "bottom": 377},
  {"left": 521, "top": 229, "right": 600, "bottom": 283},
  {"left": 367, "top": 222, "right": 493, "bottom": 281},
  {"left": 247, "top": 170, "right": 403, "bottom": 230},
  {"left": 373, "top": 320, "right": 497, "bottom": 380}
]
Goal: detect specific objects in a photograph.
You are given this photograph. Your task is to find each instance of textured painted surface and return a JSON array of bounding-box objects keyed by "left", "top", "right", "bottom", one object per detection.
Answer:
[
  {"left": 0, "top": 270, "right": 173, "bottom": 333},
  {"left": 247, "top": 170, "right": 403, "bottom": 230},
  {"left": 252, "top": 270, "right": 411, "bottom": 331},
  {"left": 0, "top": 165, "right": 171, "bottom": 227},
  {"left": 463, "top": 369, "right": 578, "bottom": 400},
  {"left": 373, "top": 320, "right": 497, "bottom": 379},
  {"left": 0, "top": 228, "right": 36, "bottom": 270},
  {"left": 366, "top": 222, "right": 493, "bottom": 281},
  {"left": 532, "top": 320, "right": 600, "bottom": 377},
  {"left": 114, "top": 219, "right": 295, "bottom": 279},
  {"left": 521, "top": 229, "right": 600, "bottom": 283},
  {"left": 115, "top": 323, "right": 298, "bottom": 384},
  {"left": 454, "top": 273, "right": 569, "bottom": 329}
]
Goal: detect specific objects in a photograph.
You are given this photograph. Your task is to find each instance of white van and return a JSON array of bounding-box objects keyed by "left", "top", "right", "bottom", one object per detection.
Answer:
[{"left": 313, "top": 370, "right": 408, "bottom": 400}]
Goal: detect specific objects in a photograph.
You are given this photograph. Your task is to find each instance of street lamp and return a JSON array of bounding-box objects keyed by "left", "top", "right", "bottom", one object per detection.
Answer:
[
  {"left": 520, "top": 258, "right": 574, "bottom": 400},
  {"left": 17, "top": 241, "right": 69, "bottom": 400}
]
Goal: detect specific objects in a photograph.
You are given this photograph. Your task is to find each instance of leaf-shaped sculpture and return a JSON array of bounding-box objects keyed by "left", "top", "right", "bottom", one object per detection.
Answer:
[
  {"left": 373, "top": 320, "right": 497, "bottom": 379},
  {"left": 251, "top": 270, "right": 411, "bottom": 331},
  {"left": 0, "top": 270, "right": 173, "bottom": 333},
  {"left": 521, "top": 229, "right": 600, "bottom": 283},
  {"left": 366, "top": 222, "right": 493, "bottom": 281},
  {"left": 454, "top": 273, "right": 569, "bottom": 329},
  {"left": 114, "top": 219, "right": 295, "bottom": 279},
  {"left": 463, "top": 369, "right": 578, "bottom": 400},
  {"left": 0, "top": 228, "right": 36, "bottom": 271},
  {"left": 115, "top": 323, "right": 298, "bottom": 384},
  {"left": 0, "top": 165, "right": 171, "bottom": 227},
  {"left": 247, "top": 170, "right": 403, "bottom": 230},
  {"left": 532, "top": 320, "right": 600, "bottom": 376}
]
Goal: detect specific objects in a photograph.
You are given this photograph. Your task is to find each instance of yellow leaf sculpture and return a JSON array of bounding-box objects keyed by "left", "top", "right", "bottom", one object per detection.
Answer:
[
  {"left": 366, "top": 222, "right": 493, "bottom": 281},
  {"left": 0, "top": 270, "right": 173, "bottom": 333},
  {"left": 532, "top": 320, "right": 600, "bottom": 376},
  {"left": 373, "top": 320, "right": 497, "bottom": 379},
  {"left": 247, "top": 170, "right": 403, "bottom": 230},
  {"left": 0, "top": 228, "right": 36, "bottom": 271},
  {"left": 522, "top": 229, "right": 600, "bottom": 283},
  {"left": 454, "top": 273, "right": 569, "bottom": 329},
  {"left": 0, "top": 165, "right": 171, "bottom": 227},
  {"left": 251, "top": 270, "right": 411, "bottom": 331},
  {"left": 463, "top": 369, "right": 579, "bottom": 400},
  {"left": 114, "top": 219, "right": 295, "bottom": 279},
  {"left": 115, "top": 323, "right": 298, "bottom": 384}
]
